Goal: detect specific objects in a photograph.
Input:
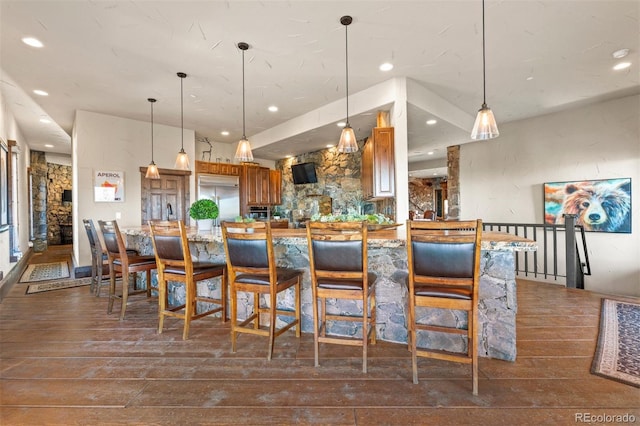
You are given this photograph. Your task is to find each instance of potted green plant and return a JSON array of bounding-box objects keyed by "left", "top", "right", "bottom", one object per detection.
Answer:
[{"left": 189, "top": 199, "right": 219, "bottom": 231}]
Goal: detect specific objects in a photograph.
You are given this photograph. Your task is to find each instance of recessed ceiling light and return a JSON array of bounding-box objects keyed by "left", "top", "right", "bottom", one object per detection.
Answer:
[
  {"left": 44, "top": 144, "right": 54, "bottom": 148},
  {"left": 526, "top": 76, "right": 534, "bottom": 81},
  {"left": 336, "top": 122, "right": 346, "bottom": 128},
  {"left": 379, "top": 62, "right": 394, "bottom": 72},
  {"left": 612, "top": 48, "right": 630, "bottom": 59},
  {"left": 613, "top": 62, "right": 631, "bottom": 71},
  {"left": 285, "top": 155, "right": 293, "bottom": 158},
  {"left": 427, "top": 151, "right": 434, "bottom": 155},
  {"left": 268, "top": 105, "right": 278, "bottom": 112},
  {"left": 220, "top": 131, "right": 229, "bottom": 136},
  {"left": 190, "top": 94, "right": 197, "bottom": 98},
  {"left": 326, "top": 144, "right": 334, "bottom": 148},
  {"left": 22, "top": 37, "right": 43, "bottom": 48},
  {"left": 33, "top": 89, "right": 48, "bottom": 96},
  {"left": 39, "top": 118, "right": 51, "bottom": 123},
  {"left": 433, "top": 172, "right": 438, "bottom": 176},
  {"left": 426, "top": 119, "right": 437, "bottom": 125}
]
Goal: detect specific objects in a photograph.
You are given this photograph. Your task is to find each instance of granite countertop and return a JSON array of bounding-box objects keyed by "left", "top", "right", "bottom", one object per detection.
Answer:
[{"left": 123, "top": 225, "right": 537, "bottom": 252}]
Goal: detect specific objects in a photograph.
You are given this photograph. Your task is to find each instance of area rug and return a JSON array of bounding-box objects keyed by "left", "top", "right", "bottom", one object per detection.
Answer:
[
  {"left": 591, "top": 298, "right": 640, "bottom": 388},
  {"left": 26, "top": 277, "right": 93, "bottom": 294},
  {"left": 19, "top": 261, "right": 70, "bottom": 283}
]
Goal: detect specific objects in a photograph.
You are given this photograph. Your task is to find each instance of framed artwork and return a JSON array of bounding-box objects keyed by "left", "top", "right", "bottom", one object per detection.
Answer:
[
  {"left": 544, "top": 178, "right": 631, "bottom": 233},
  {"left": 0, "top": 141, "right": 8, "bottom": 231},
  {"left": 94, "top": 170, "right": 125, "bottom": 202}
]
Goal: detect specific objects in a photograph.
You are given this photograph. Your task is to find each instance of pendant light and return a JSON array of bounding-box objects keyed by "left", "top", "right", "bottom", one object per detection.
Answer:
[
  {"left": 174, "top": 72, "right": 190, "bottom": 170},
  {"left": 470, "top": 0, "right": 499, "bottom": 140},
  {"left": 337, "top": 15, "right": 358, "bottom": 153},
  {"left": 234, "top": 42, "right": 254, "bottom": 162},
  {"left": 145, "top": 98, "right": 160, "bottom": 179}
]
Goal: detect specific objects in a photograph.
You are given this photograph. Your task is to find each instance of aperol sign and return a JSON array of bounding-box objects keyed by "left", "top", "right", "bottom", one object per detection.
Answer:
[{"left": 94, "top": 170, "right": 124, "bottom": 202}]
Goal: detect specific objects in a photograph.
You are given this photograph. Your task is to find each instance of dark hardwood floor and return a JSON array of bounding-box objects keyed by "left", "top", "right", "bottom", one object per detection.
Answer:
[{"left": 1, "top": 245, "right": 638, "bottom": 425}]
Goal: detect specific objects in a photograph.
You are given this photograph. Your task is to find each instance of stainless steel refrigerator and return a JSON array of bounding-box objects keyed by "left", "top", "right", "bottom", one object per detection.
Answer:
[{"left": 197, "top": 175, "right": 240, "bottom": 225}]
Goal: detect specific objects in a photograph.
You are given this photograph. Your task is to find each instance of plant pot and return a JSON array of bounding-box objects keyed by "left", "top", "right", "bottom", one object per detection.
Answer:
[{"left": 196, "top": 218, "right": 214, "bottom": 232}]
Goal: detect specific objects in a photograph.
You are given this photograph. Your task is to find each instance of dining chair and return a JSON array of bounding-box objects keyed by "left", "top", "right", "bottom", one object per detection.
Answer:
[
  {"left": 221, "top": 220, "right": 302, "bottom": 360},
  {"left": 406, "top": 219, "right": 482, "bottom": 395},
  {"left": 83, "top": 218, "right": 137, "bottom": 297},
  {"left": 306, "top": 220, "right": 377, "bottom": 373},
  {"left": 149, "top": 220, "right": 227, "bottom": 340},
  {"left": 98, "top": 220, "right": 157, "bottom": 320},
  {"left": 422, "top": 210, "right": 437, "bottom": 220}
]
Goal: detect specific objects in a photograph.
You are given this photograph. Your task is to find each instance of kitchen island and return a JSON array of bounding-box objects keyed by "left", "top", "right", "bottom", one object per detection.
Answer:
[{"left": 123, "top": 226, "right": 536, "bottom": 361}]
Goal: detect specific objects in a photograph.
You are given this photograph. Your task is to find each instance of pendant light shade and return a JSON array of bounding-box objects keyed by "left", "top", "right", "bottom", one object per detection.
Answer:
[
  {"left": 174, "top": 72, "right": 190, "bottom": 170},
  {"left": 234, "top": 42, "right": 254, "bottom": 162},
  {"left": 145, "top": 98, "right": 160, "bottom": 179},
  {"left": 471, "top": 0, "right": 499, "bottom": 140},
  {"left": 337, "top": 15, "right": 358, "bottom": 154}
]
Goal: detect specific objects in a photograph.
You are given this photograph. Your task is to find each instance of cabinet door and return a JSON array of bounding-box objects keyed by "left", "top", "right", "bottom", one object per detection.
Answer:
[
  {"left": 259, "top": 167, "right": 270, "bottom": 204},
  {"left": 269, "top": 169, "right": 282, "bottom": 205},
  {"left": 373, "top": 127, "right": 395, "bottom": 198},
  {"left": 195, "top": 161, "right": 209, "bottom": 173},
  {"left": 245, "top": 166, "right": 260, "bottom": 205},
  {"left": 361, "top": 137, "right": 374, "bottom": 199},
  {"left": 229, "top": 165, "right": 241, "bottom": 176},
  {"left": 209, "top": 162, "right": 221, "bottom": 174}
]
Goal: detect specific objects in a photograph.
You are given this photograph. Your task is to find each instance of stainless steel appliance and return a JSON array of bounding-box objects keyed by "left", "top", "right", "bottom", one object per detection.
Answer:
[{"left": 197, "top": 175, "right": 240, "bottom": 225}]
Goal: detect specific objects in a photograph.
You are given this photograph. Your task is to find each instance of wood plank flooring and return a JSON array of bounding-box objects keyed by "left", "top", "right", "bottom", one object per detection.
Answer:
[{"left": 1, "top": 246, "right": 639, "bottom": 425}]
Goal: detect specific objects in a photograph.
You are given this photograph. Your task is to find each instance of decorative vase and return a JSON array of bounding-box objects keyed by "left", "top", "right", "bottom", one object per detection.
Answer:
[{"left": 196, "top": 218, "right": 214, "bottom": 232}]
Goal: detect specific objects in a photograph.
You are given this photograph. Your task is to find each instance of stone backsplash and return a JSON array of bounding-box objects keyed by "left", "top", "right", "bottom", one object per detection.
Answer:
[{"left": 274, "top": 141, "right": 395, "bottom": 221}]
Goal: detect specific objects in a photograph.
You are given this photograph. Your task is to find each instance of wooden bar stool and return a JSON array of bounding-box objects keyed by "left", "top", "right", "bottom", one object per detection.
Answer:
[
  {"left": 306, "top": 220, "right": 377, "bottom": 373},
  {"left": 406, "top": 219, "right": 482, "bottom": 394},
  {"left": 221, "top": 220, "right": 302, "bottom": 360},
  {"left": 149, "top": 220, "right": 227, "bottom": 340},
  {"left": 98, "top": 220, "right": 157, "bottom": 320}
]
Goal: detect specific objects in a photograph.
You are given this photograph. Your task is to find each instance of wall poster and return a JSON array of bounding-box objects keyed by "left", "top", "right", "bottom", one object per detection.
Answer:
[
  {"left": 544, "top": 178, "right": 632, "bottom": 233},
  {"left": 94, "top": 170, "right": 125, "bottom": 202}
]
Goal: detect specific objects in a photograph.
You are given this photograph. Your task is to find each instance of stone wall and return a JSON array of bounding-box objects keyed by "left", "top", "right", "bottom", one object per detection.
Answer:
[
  {"left": 274, "top": 142, "right": 365, "bottom": 221},
  {"left": 30, "top": 151, "right": 48, "bottom": 252},
  {"left": 47, "top": 163, "right": 72, "bottom": 245},
  {"left": 408, "top": 177, "right": 447, "bottom": 216}
]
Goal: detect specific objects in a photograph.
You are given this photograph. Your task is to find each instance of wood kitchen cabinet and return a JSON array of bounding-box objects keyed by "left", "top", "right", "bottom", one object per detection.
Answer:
[
  {"left": 195, "top": 160, "right": 240, "bottom": 176},
  {"left": 362, "top": 127, "right": 395, "bottom": 200},
  {"left": 241, "top": 165, "right": 271, "bottom": 206},
  {"left": 269, "top": 169, "right": 282, "bottom": 205}
]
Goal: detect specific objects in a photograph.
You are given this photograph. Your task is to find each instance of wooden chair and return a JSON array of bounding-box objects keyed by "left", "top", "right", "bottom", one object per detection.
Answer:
[
  {"left": 83, "top": 218, "right": 137, "bottom": 297},
  {"left": 221, "top": 220, "right": 302, "bottom": 360},
  {"left": 306, "top": 220, "right": 377, "bottom": 373},
  {"left": 98, "top": 220, "right": 157, "bottom": 320},
  {"left": 149, "top": 220, "right": 227, "bottom": 340},
  {"left": 406, "top": 219, "right": 482, "bottom": 394},
  {"left": 423, "top": 210, "right": 437, "bottom": 220}
]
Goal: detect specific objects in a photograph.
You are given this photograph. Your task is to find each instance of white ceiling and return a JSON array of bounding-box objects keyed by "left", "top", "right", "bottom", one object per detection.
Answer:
[{"left": 1, "top": 1, "right": 638, "bottom": 178}]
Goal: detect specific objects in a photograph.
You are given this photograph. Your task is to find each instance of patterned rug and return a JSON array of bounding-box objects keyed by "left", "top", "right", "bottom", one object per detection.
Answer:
[
  {"left": 26, "top": 277, "right": 92, "bottom": 294},
  {"left": 591, "top": 298, "right": 640, "bottom": 388},
  {"left": 19, "top": 261, "right": 70, "bottom": 283}
]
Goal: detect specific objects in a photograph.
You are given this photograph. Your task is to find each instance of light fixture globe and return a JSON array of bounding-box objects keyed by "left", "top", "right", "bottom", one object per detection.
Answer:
[
  {"left": 337, "top": 15, "right": 358, "bottom": 154},
  {"left": 145, "top": 98, "right": 160, "bottom": 179},
  {"left": 234, "top": 42, "right": 254, "bottom": 162},
  {"left": 470, "top": 0, "right": 499, "bottom": 140},
  {"left": 174, "top": 72, "right": 191, "bottom": 170}
]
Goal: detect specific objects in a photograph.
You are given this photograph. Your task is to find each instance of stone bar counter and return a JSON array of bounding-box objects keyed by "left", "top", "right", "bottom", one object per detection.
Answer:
[{"left": 123, "top": 226, "right": 536, "bottom": 362}]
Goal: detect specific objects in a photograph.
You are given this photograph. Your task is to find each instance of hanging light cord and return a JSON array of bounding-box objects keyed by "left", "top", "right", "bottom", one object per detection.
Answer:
[
  {"left": 345, "top": 22, "right": 350, "bottom": 126},
  {"left": 242, "top": 47, "right": 247, "bottom": 139},
  {"left": 481, "top": 0, "right": 487, "bottom": 107},
  {"left": 150, "top": 100, "right": 155, "bottom": 161},
  {"left": 180, "top": 75, "right": 184, "bottom": 149}
]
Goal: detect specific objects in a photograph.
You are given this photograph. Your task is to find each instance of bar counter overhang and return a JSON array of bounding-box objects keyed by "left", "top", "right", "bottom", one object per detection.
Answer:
[{"left": 123, "top": 226, "right": 537, "bottom": 362}]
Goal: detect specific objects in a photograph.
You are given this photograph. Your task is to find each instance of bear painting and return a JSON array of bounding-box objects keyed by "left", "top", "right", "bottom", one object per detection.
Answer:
[{"left": 544, "top": 178, "right": 631, "bottom": 233}]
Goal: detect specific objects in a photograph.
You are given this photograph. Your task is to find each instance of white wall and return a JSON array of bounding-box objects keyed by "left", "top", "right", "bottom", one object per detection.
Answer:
[
  {"left": 460, "top": 94, "right": 640, "bottom": 297},
  {"left": 0, "top": 90, "right": 32, "bottom": 282},
  {"left": 72, "top": 110, "right": 195, "bottom": 267}
]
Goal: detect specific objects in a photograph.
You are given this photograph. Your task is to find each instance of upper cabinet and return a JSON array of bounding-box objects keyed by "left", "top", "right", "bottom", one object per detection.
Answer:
[
  {"left": 269, "top": 169, "right": 282, "bottom": 205},
  {"left": 241, "top": 165, "right": 273, "bottom": 207},
  {"left": 195, "top": 160, "right": 240, "bottom": 176},
  {"left": 362, "top": 127, "right": 395, "bottom": 200}
]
